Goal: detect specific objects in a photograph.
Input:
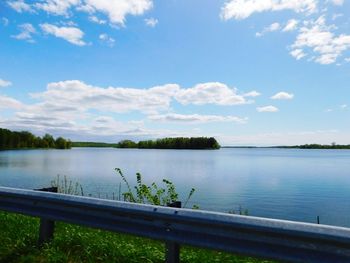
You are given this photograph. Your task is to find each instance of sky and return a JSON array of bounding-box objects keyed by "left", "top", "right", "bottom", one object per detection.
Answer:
[{"left": 0, "top": 0, "right": 349, "bottom": 146}]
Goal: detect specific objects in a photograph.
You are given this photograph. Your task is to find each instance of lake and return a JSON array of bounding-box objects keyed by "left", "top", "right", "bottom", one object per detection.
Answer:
[{"left": 1, "top": 147, "right": 350, "bottom": 227}]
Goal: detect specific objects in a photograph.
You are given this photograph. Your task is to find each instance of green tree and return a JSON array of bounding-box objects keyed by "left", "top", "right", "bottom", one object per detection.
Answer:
[
  {"left": 117, "top": 140, "right": 138, "bottom": 148},
  {"left": 55, "top": 137, "right": 67, "bottom": 149},
  {"left": 43, "top": 134, "right": 56, "bottom": 148}
]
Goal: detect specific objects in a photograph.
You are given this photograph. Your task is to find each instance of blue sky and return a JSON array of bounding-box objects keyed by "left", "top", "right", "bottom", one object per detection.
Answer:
[{"left": 0, "top": 0, "right": 349, "bottom": 145}]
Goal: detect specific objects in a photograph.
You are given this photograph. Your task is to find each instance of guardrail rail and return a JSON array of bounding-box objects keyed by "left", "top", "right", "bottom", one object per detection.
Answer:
[{"left": 1, "top": 186, "right": 350, "bottom": 263}]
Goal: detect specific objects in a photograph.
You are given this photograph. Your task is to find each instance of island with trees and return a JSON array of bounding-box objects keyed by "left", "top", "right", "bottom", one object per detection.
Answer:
[
  {"left": 0, "top": 128, "right": 71, "bottom": 150},
  {"left": 116, "top": 137, "right": 220, "bottom": 150}
]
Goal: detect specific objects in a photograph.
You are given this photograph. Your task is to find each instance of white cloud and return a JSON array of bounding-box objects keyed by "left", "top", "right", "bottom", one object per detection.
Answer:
[
  {"left": 99, "top": 33, "right": 115, "bottom": 47},
  {"left": 282, "top": 19, "right": 299, "bottom": 32},
  {"left": 83, "top": 0, "right": 153, "bottom": 26},
  {"left": 2, "top": 17, "right": 9, "bottom": 26},
  {"left": 267, "top": 22, "right": 281, "bottom": 31},
  {"left": 332, "top": 0, "right": 344, "bottom": 6},
  {"left": 315, "top": 53, "right": 338, "bottom": 64},
  {"left": 291, "top": 16, "right": 350, "bottom": 64},
  {"left": 256, "top": 22, "right": 280, "bottom": 37},
  {"left": 7, "top": 0, "right": 153, "bottom": 27},
  {"left": 220, "top": 0, "right": 317, "bottom": 20},
  {"left": 148, "top": 113, "right": 247, "bottom": 124},
  {"left": 31, "top": 80, "right": 180, "bottom": 114},
  {"left": 220, "top": 1, "right": 350, "bottom": 65},
  {"left": 28, "top": 80, "right": 252, "bottom": 115},
  {"left": 40, "top": 23, "right": 86, "bottom": 46},
  {"left": 290, "top": 48, "right": 306, "bottom": 60},
  {"left": 332, "top": 13, "right": 343, "bottom": 20},
  {"left": 340, "top": 104, "right": 347, "bottom": 109},
  {"left": 76, "top": 4, "right": 95, "bottom": 14},
  {"left": 0, "top": 78, "right": 12, "bottom": 87},
  {"left": 243, "top": 90, "right": 261, "bottom": 97},
  {"left": 89, "top": 16, "right": 107, "bottom": 24},
  {"left": 271, "top": 92, "right": 294, "bottom": 100},
  {"left": 144, "top": 17, "right": 158, "bottom": 27},
  {"left": 7, "top": 0, "right": 33, "bottom": 13},
  {"left": 35, "top": 0, "right": 80, "bottom": 16},
  {"left": 0, "top": 80, "right": 258, "bottom": 139},
  {"left": 175, "top": 82, "right": 250, "bottom": 106},
  {"left": 256, "top": 105, "right": 279, "bottom": 112},
  {"left": 0, "top": 95, "right": 22, "bottom": 109},
  {"left": 59, "top": 20, "right": 78, "bottom": 26},
  {"left": 11, "top": 23, "right": 36, "bottom": 43}
]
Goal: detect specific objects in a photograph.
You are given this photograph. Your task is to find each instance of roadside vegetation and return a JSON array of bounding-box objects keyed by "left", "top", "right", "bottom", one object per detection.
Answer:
[
  {"left": 0, "top": 169, "right": 269, "bottom": 262},
  {"left": 115, "top": 168, "right": 198, "bottom": 208},
  {"left": 0, "top": 211, "right": 271, "bottom": 263}
]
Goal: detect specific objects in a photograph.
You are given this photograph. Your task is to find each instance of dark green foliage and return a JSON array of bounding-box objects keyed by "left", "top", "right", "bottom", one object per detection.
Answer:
[
  {"left": 54, "top": 137, "right": 71, "bottom": 149},
  {"left": 116, "top": 137, "right": 220, "bottom": 150},
  {"left": 229, "top": 205, "right": 249, "bottom": 216},
  {"left": 71, "top": 141, "right": 119, "bottom": 147},
  {"left": 276, "top": 143, "right": 350, "bottom": 149},
  {"left": 43, "top": 134, "right": 56, "bottom": 148},
  {"left": 0, "top": 128, "right": 71, "bottom": 150},
  {"left": 297, "top": 143, "right": 350, "bottom": 149},
  {"left": 116, "top": 140, "right": 138, "bottom": 148},
  {"left": 115, "top": 168, "right": 196, "bottom": 208}
]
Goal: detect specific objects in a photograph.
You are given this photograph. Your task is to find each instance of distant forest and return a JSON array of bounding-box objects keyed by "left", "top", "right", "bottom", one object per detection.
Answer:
[
  {"left": 0, "top": 128, "right": 71, "bottom": 150},
  {"left": 71, "top": 142, "right": 118, "bottom": 148},
  {"left": 277, "top": 144, "right": 350, "bottom": 149},
  {"left": 116, "top": 137, "right": 220, "bottom": 150}
]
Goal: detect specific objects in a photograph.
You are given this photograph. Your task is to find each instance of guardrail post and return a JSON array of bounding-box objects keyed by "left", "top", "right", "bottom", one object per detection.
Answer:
[
  {"left": 165, "top": 201, "right": 181, "bottom": 263},
  {"left": 35, "top": 187, "right": 57, "bottom": 245}
]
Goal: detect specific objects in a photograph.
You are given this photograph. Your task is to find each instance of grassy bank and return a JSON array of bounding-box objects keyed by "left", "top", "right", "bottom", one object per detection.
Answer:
[{"left": 0, "top": 211, "right": 272, "bottom": 263}]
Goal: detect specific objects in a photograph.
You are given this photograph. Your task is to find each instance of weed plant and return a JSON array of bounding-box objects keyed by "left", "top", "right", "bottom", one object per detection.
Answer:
[
  {"left": 115, "top": 168, "right": 197, "bottom": 208},
  {"left": 51, "top": 175, "right": 84, "bottom": 196}
]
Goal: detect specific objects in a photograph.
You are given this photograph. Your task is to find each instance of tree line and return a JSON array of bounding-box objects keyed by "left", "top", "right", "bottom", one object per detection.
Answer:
[
  {"left": 0, "top": 128, "right": 71, "bottom": 150},
  {"left": 294, "top": 144, "right": 350, "bottom": 149},
  {"left": 116, "top": 137, "right": 220, "bottom": 150},
  {"left": 71, "top": 142, "right": 118, "bottom": 148},
  {"left": 274, "top": 143, "right": 350, "bottom": 149}
]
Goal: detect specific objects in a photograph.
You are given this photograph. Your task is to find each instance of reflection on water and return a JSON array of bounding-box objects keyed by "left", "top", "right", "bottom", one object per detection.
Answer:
[{"left": 1, "top": 148, "right": 350, "bottom": 227}]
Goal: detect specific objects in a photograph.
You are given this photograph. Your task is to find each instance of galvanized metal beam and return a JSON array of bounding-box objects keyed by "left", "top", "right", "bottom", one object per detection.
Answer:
[{"left": 1, "top": 186, "right": 350, "bottom": 262}]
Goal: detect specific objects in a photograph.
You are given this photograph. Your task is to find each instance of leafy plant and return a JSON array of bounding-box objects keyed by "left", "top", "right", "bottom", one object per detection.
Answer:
[
  {"left": 228, "top": 205, "right": 249, "bottom": 216},
  {"left": 115, "top": 168, "right": 197, "bottom": 208},
  {"left": 51, "top": 175, "right": 84, "bottom": 196}
]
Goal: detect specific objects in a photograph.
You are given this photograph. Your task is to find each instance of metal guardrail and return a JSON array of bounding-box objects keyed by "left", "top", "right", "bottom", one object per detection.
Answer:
[{"left": 1, "top": 186, "right": 350, "bottom": 263}]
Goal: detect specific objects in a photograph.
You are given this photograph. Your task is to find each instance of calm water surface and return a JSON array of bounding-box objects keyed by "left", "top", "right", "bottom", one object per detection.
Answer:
[{"left": 1, "top": 147, "right": 350, "bottom": 227}]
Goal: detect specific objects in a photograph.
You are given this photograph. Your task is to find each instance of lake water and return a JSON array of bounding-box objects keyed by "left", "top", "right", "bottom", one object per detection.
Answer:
[{"left": 1, "top": 147, "right": 350, "bottom": 227}]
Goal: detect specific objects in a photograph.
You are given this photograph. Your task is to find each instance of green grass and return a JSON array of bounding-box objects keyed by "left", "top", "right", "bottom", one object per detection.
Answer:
[{"left": 0, "top": 211, "right": 273, "bottom": 263}]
